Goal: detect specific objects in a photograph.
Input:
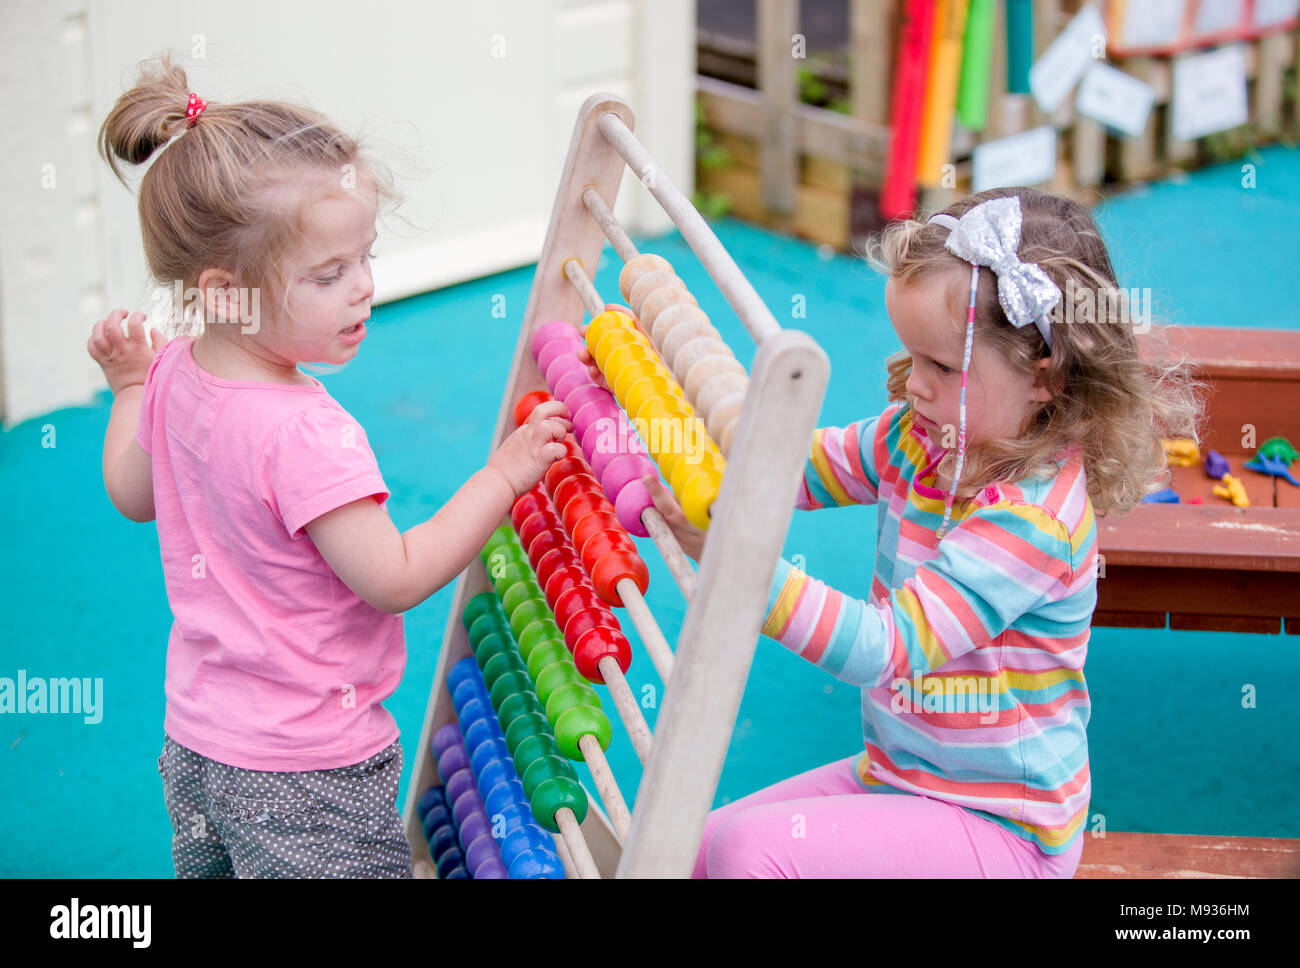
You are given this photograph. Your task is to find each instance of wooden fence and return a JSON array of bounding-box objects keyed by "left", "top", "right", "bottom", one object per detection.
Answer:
[{"left": 697, "top": 0, "right": 1300, "bottom": 250}]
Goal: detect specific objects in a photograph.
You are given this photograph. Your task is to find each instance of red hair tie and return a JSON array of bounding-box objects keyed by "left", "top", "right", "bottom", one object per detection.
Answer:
[{"left": 185, "top": 92, "right": 207, "bottom": 128}]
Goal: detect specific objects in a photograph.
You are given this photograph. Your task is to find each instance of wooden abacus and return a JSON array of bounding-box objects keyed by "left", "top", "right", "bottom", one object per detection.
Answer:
[{"left": 401, "top": 93, "right": 831, "bottom": 878}]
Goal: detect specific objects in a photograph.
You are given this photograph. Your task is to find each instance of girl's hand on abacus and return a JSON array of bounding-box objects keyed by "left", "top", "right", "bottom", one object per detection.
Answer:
[
  {"left": 87, "top": 310, "right": 166, "bottom": 395},
  {"left": 488, "top": 399, "right": 571, "bottom": 497},
  {"left": 642, "top": 474, "right": 706, "bottom": 562}
]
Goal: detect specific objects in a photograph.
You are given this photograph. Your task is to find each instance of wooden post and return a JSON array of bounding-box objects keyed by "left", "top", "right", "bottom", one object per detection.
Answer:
[{"left": 757, "top": 0, "right": 799, "bottom": 216}]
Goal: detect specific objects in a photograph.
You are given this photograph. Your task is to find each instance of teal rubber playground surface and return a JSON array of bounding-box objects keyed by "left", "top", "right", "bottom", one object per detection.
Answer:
[{"left": 3, "top": 146, "right": 1298, "bottom": 877}]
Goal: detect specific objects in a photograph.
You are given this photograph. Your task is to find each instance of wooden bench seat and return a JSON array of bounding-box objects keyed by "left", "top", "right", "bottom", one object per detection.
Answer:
[{"left": 1075, "top": 832, "right": 1300, "bottom": 878}]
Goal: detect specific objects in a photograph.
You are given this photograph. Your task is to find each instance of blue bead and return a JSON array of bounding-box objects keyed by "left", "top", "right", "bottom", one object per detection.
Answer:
[
  {"left": 470, "top": 736, "right": 510, "bottom": 776},
  {"left": 435, "top": 846, "right": 467, "bottom": 879},
  {"left": 429, "top": 824, "right": 458, "bottom": 859},
  {"left": 502, "top": 822, "right": 553, "bottom": 860},
  {"left": 476, "top": 759, "right": 513, "bottom": 797},
  {"left": 484, "top": 778, "right": 526, "bottom": 818},
  {"left": 441, "top": 864, "right": 470, "bottom": 879},
  {"left": 421, "top": 803, "right": 452, "bottom": 839},
  {"left": 508, "top": 848, "right": 566, "bottom": 879},
  {"left": 447, "top": 656, "right": 479, "bottom": 692},
  {"left": 463, "top": 713, "right": 500, "bottom": 753},
  {"left": 416, "top": 786, "right": 442, "bottom": 820}
]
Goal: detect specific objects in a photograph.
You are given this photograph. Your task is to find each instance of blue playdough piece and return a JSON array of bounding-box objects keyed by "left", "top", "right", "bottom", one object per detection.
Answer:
[
  {"left": 1142, "top": 487, "right": 1181, "bottom": 504},
  {"left": 1245, "top": 454, "right": 1300, "bottom": 486},
  {"left": 1203, "top": 449, "right": 1230, "bottom": 480}
]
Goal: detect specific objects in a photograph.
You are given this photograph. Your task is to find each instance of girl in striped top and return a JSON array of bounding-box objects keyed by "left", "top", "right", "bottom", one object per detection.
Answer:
[{"left": 648, "top": 187, "right": 1202, "bottom": 878}]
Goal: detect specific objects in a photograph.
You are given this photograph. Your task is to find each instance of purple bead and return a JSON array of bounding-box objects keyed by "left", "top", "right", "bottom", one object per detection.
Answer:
[
  {"left": 538, "top": 339, "right": 585, "bottom": 378},
  {"left": 530, "top": 320, "right": 578, "bottom": 358},
  {"left": 615, "top": 477, "right": 653, "bottom": 537},
  {"left": 553, "top": 368, "right": 594, "bottom": 401},
  {"left": 436, "top": 743, "right": 470, "bottom": 783},
  {"left": 452, "top": 787, "right": 486, "bottom": 828},
  {"left": 432, "top": 722, "right": 461, "bottom": 757},
  {"left": 472, "top": 856, "right": 510, "bottom": 879},
  {"left": 459, "top": 811, "right": 489, "bottom": 847},
  {"left": 465, "top": 833, "right": 503, "bottom": 874},
  {"left": 444, "top": 767, "right": 477, "bottom": 807}
]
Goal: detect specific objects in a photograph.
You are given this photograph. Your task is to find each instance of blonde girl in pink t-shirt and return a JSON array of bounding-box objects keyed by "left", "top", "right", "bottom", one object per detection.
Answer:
[{"left": 87, "top": 53, "right": 567, "bottom": 878}]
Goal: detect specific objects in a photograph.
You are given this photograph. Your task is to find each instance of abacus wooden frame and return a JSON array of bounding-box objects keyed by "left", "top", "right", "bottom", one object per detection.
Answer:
[{"left": 402, "top": 93, "right": 831, "bottom": 878}]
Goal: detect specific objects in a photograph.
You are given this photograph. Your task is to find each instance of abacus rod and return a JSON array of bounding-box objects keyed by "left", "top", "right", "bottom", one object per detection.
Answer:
[
  {"left": 562, "top": 258, "right": 606, "bottom": 318},
  {"left": 596, "top": 111, "right": 783, "bottom": 346},
  {"left": 597, "top": 656, "right": 654, "bottom": 764},
  {"left": 581, "top": 187, "right": 640, "bottom": 263},
  {"left": 551, "top": 831, "right": 579, "bottom": 880},
  {"left": 578, "top": 733, "right": 632, "bottom": 841},
  {"left": 616, "top": 577, "right": 675, "bottom": 684},
  {"left": 556, "top": 807, "right": 602, "bottom": 878},
  {"left": 642, "top": 507, "right": 698, "bottom": 600}
]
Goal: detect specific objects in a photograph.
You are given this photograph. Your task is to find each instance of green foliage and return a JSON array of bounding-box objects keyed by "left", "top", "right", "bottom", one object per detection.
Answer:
[{"left": 693, "top": 93, "right": 732, "bottom": 220}]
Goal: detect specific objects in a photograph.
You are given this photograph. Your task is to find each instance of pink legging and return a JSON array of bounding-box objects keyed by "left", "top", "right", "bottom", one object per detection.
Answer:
[{"left": 693, "top": 755, "right": 1083, "bottom": 878}]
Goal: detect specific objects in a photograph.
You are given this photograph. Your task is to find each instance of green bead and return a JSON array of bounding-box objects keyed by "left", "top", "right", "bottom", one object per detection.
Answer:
[
  {"left": 480, "top": 525, "right": 517, "bottom": 561},
  {"left": 545, "top": 681, "right": 599, "bottom": 725},
  {"left": 489, "top": 671, "right": 535, "bottom": 712},
  {"left": 461, "top": 593, "right": 500, "bottom": 632},
  {"left": 518, "top": 618, "right": 563, "bottom": 656},
  {"left": 497, "top": 692, "right": 541, "bottom": 734},
  {"left": 502, "top": 579, "right": 544, "bottom": 618},
  {"left": 530, "top": 776, "right": 588, "bottom": 832},
  {"left": 521, "top": 754, "right": 577, "bottom": 800},
  {"left": 504, "top": 710, "right": 552, "bottom": 752},
  {"left": 468, "top": 614, "right": 510, "bottom": 648},
  {"left": 509, "top": 600, "right": 552, "bottom": 641},
  {"left": 482, "top": 651, "right": 528, "bottom": 691},
  {"left": 535, "top": 662, "right": 585, "bottom": 706},
  {"left": 473, "top": 632, "right": 514, "bottom": 671},
  {"left": 512, "top": 733, "right": 559, "bottom": 776},
  {"left": 555, "top": 704, "right": 612, "bottom": 761},
  {"left": 489, "top": 562, "right": 529, "bottom": 592},
  {"left": 526, "top": 640, "right": 570, "bottom": 679}
]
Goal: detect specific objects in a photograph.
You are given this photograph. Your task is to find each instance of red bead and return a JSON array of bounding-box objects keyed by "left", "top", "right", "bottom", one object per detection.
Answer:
[
  {"left": 572, "top": 626, "right": 632, "bottom": 682},
  {"left": 560, "top": 492, "right": 613, "bottom": 535},
  {"left": 562, "top": 605, "right": 619, "bottom": 651},
  {"left": 543, "top": 565, "right": 589, "bottom": 610},
  {"left": 569, "top": 511, "right": 622, "bottom": 558},
  {"left": 544, "top": 457, "right": 589, "bottom": 495},
  {"left": 562, "top": 437, "right": 585, "bottom": 461},
  {"left": 526, "top": 529, "right": 568, "bottom": 569},
  {"left": 579, "top": 529, "right": 636, "bottom": 574},
  {"left": 510, "top": 492, "right": 549, "bottom": 532},
  {"left": 589, "top": 548, "right": 650, "bottom": 607},
  {"left": 533, "top": 547, "right": 583, "bottom": 590},
  {"left": 551, "top": 472, "right": 602, "bottom": 517},
  {"left": 553, "top": 585, "right": 605, "bottom": 631},
  {"left": 514, "top": 390, "right": 554, "bottom": 428},
  {"left": 516, "top": 509, "right": 561, "bottom": 551}
]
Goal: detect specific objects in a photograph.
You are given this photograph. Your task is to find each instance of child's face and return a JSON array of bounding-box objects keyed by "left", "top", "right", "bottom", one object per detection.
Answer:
[
  {"left": 275, "top": 189, "right": 378, "bottom": 364},
  {"left": 886, "top": 267, "right": 1051, "bottom": 450}
]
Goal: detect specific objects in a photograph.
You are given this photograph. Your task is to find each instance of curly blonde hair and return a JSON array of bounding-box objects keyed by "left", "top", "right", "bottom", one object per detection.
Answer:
[
  {"left": 864, "top": 186, "right": 1205, "bottom": 515},
  {"left": 97, "top": 51, "right": 402, "bottom": 337}
]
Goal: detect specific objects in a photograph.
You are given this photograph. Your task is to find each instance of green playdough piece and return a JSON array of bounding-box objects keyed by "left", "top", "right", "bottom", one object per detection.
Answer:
[{"left": 1259, "top": 437, "right": 1299, "bottom": 463}]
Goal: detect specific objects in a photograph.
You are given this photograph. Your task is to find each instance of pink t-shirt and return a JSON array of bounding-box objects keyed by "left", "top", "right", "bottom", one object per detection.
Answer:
[{"left": 136, "top": 337, "right": 404, "bottom": 771}]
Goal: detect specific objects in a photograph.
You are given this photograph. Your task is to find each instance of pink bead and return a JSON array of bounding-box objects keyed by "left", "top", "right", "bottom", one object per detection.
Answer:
[
  {"left": 530, "top": 320, "right": 578, "bottom": 358},
  {"left": 564, "top": 384, "right": 612, "bottom": 417},
  {"left": 553, "top": 368, "right": 594, "bottom": 401},
  {"left": 536, "top": 337, "right": 584, "bottom": 376},
  {"left": 572, "top": 401, "right": 614, "bottom": 443},
  {"left": 544, "top": 352, "right": 586, "bottom": 390},
  {"left": 601, "top": 454, "right": 644, "bottom": 497},
  {"left": 614, "top": 477, "right": 653, "bottom": 537},
  {"left": 583, "top": 416, "right": 626, "bottom": 475}
]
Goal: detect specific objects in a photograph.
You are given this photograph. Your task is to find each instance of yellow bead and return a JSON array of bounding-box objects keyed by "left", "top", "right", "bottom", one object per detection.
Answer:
[
  {"left": 585, "top": 310, "right": 632, "bottom": 353},
  {"left": 669, "top": 445, "right": 725, "bottom": 495},
  {"left": 604, "top": 344, "right": 656, "bottom": 403},
  {"left": 613, "top": 358, "right": 665, "bottom": 403},
  {"left": 623, "top": 373, "right": 679, "bottom": 419},
  {"left": 679, "top": 466, "right": 724, "bottom": 530},
  {"left": 592, "top": 327, "right": 637, "bottom": 372}
]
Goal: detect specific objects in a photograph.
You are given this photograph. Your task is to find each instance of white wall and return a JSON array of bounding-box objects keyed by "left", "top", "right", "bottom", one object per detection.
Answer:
[{"left": 0, "top": 0, "right": 696, "bottom": 426}]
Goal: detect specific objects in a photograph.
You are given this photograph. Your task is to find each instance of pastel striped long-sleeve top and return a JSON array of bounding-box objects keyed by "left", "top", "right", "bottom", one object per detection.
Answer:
[{"left": 762, "top": 401, "right": 1097, "bottom": 855}]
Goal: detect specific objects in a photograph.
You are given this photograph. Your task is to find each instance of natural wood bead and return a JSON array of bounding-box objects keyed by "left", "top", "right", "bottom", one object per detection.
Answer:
[
  {"left": 618, "top": 253, "right": 672, "bottom": 302},
  {"left": 640, "top": 286, "right": 698, "bottom": 337},
  {"left": 671, "top": 336, "right": 733, "bottom": 386},
  {"left": 658, "top": 311, "right": 717, "bottom": 364},
  {"left": 705, "top": 392, "right": 745, "bottom": 443},
  {"left": 684, "top": 355, "right": 747, "bottom": 403},
  {"left": 696, "top": 371, "right": 749, "bottom": 418},
  {"left": 629, "top": 270, "right": 684, "bottom": 319}
]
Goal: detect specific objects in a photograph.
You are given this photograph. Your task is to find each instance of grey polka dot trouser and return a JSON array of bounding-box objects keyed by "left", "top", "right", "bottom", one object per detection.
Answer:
[{"left": 157, "top": 734, "right": 413, "bottom": 878}]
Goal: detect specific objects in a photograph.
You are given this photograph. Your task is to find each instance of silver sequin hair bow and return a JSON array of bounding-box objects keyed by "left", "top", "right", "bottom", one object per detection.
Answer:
[{"left": 928, "top": 195, "right": 1060, "bottom": 348}]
